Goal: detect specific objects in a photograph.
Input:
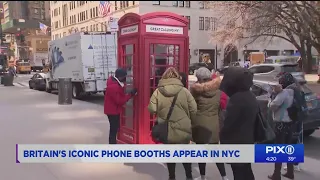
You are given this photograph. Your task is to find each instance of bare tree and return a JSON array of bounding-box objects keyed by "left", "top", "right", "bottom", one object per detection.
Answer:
[{"left": 207, "top": 1, "right": 320, "bottom": 72}]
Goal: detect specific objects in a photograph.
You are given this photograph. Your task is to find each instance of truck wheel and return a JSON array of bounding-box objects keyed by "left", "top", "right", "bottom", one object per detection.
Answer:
[
  {"left": 72, "top": 83, "right": 82, "bottom": 99},
  {"left": 303, "top": 129, "right": 316, "bottom": 137}
]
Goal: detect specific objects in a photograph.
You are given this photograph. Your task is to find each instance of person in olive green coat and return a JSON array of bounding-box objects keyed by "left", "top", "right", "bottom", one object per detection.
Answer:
[
  {"left": 190, "top": 67, "right": 228, "bottom": 180},
  {"left": 148, "top": 67, "right": 197, "bottom": 180}
]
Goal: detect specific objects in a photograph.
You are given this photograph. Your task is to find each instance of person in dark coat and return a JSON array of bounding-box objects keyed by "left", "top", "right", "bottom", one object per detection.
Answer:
[
  {"left": 104, "top": 68, "right": 137, "bottom": 144},
  {"left": 179, "top": 72, "right": 187, "bottom": 88},
  {"left": 219, "top": 66, "right": 258, "bottom": 180}
]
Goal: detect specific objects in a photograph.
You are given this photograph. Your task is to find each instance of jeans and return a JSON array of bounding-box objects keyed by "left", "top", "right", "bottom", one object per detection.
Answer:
[
  {"left": 167, "top": 163, "right": 192, "bottom": 179},
  {"left": 198, "top": 163, "right": 226, "bottom": 177},
  {"left": 230, "top": 163, "right": 255, "bottom": 180},
  {"left": 107, "top": 114, "right": 120, "bottom": 144},
  {"left": 273, "top": 122, "right": 294, "bottom": 176}
]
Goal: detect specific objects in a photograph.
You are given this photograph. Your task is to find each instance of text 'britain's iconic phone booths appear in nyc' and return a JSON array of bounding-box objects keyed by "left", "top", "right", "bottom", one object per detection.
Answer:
[{"left": 117, "top": 12, "right": 189, "bottom": 144}]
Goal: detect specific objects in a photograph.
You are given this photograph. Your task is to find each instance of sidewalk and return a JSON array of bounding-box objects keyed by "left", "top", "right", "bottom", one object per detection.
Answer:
[
  {"left": 1, "top": 87, "right": 320, "bottom": 180},
  {"left": 305, "top": 74, "right": 319, "bottom": 83}
]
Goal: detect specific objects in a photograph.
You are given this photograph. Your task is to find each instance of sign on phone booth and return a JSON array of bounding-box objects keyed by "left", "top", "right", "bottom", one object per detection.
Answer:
[{"left": 117, "top": 12, "right": 189, "bottom": 144}]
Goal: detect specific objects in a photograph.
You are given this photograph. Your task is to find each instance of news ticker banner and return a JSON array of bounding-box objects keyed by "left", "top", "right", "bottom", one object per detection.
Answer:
[{"left": 16, "top": 144, "right": 304, "bottom": 163}]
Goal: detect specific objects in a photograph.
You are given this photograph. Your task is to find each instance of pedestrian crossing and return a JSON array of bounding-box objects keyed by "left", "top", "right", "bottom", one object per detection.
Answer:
[{"left": 13, "top": 82, "right": 29, "bottom": 88}]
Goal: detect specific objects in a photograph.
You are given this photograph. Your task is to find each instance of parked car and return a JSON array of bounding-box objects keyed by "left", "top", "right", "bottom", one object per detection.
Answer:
[
  {"left": 189, "top": 62, "right": 214, "bottom": 75},
  {"left": 252, "top": 79, "right": 320, "bottom": 137},
  {"left": 217, "top": 62, "right": 242, "bottom": 74},
  {"left": 29, "top": 73, "right": 47, "bottom": 90},
  {"left": 248, "top": 63, "right": 306, "bottom": 83}
]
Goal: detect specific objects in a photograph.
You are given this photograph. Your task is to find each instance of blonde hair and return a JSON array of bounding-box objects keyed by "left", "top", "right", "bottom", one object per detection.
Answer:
[{"left": 161, "top": 67, "right": 180, "bottom": 80}]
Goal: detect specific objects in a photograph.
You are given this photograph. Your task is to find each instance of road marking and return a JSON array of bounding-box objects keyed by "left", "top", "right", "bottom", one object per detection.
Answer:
[{"left": 12, "top": 82, "right": 29, "bottom": 88}]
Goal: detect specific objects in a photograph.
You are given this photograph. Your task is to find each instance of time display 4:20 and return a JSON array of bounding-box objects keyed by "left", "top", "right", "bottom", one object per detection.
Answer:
[{"left": 266, "top": 157, "right": 277, "bottom": 162}]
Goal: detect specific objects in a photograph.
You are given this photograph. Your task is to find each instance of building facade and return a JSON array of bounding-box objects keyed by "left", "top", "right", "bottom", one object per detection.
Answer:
[
  {"left": 0, "top": 1, "right": 51, "bottom": 61},
  {"left": 50, "top": 1, "right": 301, "bottom": 68}
]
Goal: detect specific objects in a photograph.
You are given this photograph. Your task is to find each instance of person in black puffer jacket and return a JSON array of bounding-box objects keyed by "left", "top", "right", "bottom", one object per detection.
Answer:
[{"left": 219, "top": 67, "right": 258, "bottom": 180}]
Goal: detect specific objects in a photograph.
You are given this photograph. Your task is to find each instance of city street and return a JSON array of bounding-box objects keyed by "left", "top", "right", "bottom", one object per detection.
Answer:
[{"left": 0, "top": 76, "right": 319, "bottom": 179}]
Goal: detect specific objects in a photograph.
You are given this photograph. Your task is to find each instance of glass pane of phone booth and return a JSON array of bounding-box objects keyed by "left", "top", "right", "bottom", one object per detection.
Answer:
[
  {"left": 122, "top": 44, "right": 135, "bottom": 129},
  {"left": 149, "top": 44, "right": 180, "bottom": 131}
]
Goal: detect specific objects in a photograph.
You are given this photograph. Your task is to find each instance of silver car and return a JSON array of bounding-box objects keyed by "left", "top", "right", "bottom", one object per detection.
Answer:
[{"left": 248, "top": 63, "right": 306, "bottom": 83}]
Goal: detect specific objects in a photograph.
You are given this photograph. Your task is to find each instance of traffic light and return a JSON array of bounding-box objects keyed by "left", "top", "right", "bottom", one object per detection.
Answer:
[
  {"left": 20, "top": 34, "right": 25, "bottom": 42},
  {"left": 15, "top": 32, "right": 25, "bottom": 43},
  {"left": 1, "top": 33, "right": 5, "bottom": 43}
]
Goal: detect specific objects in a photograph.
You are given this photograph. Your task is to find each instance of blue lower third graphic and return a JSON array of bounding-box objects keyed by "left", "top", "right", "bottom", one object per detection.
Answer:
[{"left": 254, "top": 144, "right": 304, "bottom": 163}]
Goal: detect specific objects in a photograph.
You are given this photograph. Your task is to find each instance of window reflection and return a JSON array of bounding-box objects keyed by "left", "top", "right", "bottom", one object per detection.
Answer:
[{"left": 125, "top": 44, "right": 134, "bottom": 54}]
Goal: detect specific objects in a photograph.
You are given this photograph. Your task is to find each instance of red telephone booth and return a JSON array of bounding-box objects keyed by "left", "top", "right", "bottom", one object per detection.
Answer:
[{"left": 117, "top": 12, "right": 189, "bottom": 144}]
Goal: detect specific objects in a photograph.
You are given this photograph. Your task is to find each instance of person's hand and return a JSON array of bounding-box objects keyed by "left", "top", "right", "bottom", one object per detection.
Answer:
[{"left": 130, "top": 88, "right": 137, "bottom": 96}]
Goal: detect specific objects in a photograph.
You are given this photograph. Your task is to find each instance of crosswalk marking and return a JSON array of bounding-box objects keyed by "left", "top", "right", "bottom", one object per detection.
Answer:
[{"left": 13, "top": 82, "right": 29, "bottom": 88}]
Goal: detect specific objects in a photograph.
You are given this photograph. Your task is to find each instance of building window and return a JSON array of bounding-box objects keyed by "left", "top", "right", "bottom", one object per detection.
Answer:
[
  {"left": 34, "top": 8, "right": 39, "bottom": 14},
  {"left": 90, "top": 25, "right": 92, "bottom": 31},
  {"left": 210, "top": 17, "right": 217, "bottom": 31},
  {"left": 115, "top": 1, "right": 118, "bottom": 10},
  {"left": 95, "top": 7, "right": 98, "bottom": 17},
  {"left": 185, "top": 1, "right": 190, "bottom": 7},
  {"left": 152, "top": 1, "right": 160, "bottom": 5},
  {"left": 86, "top": 26, "right": 88, "bottom": 32},
  {"left": 86, "top": 10, "right": 88, "bottom": 19},
  {"left": 101, "top": 24, "right": 104, "bottom": 31},
  {"left": 185, "top": 16, "right": 190, "bottom": 30},
  {"left": 199, "top": 1, "right": 204, "bottom": 9},
  {"left": 90, "top": 9, "right": 92, "bottom": 18},
  {"left": 96, "top": 24, "right": 99, "bottom": 31},
  {"left": 133, "top": 1, "right": 135, "bottom": 5},
  {"left": 199, "top": 17, "right": 204, "bottom": 30},
  {"left": 178, "top": 1, "right": 184, "bottom": 7},
  {"left": 126, "top": 1, "right": 129, "bottom": 7},
  {"left": 93, "top": 24, "right": 96, "bottom": 31},
  {"left": 173, "top": 1, "right": 178, "bottom": 6},
  {"left": 92, "top": 8, "right": 95, "bottom": 18},
  {"left": 205, "top": 17, "right": 210, "bottom": 30}
]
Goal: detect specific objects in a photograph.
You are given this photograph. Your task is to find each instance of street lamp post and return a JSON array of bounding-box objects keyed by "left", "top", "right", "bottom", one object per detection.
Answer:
[
  {"left": 263, "top": 49, "right": 267, "bottom": 61},
  {"left": 243, "top": 45, "right": 247, "bottom": 58},
  {"left": 215, "top": 44, "right": 218, "bottom": 69}
]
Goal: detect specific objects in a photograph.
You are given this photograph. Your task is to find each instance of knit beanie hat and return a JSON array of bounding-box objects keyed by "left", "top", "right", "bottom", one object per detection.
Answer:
[
  {"left": 115, "top": 68, "right": 127, "bottom": 78},
  {"left": 196, "top": 67, "right": 212, "bottom": 81}
]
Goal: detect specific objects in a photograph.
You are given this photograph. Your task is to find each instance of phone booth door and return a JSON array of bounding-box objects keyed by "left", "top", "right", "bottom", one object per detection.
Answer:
[
  {"left": 144, "top": 39, "right": 186, "bottom": 144},
  {"left": 117, "top": 38, "right": 139, "bottom": 144}
]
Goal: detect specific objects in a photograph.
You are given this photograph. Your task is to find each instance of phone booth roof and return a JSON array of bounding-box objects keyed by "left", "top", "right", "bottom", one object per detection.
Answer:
[
  {"left": 117, "top": 12, "right": 190, "bottom": 144},
  {"left": 118, "top": 12, "right": 189, "bottom": 37}
]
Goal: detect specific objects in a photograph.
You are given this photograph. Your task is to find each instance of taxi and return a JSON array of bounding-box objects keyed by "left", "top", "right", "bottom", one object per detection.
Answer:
[{"left": 16, "top": 62, "right": 31, "bottom": 74}]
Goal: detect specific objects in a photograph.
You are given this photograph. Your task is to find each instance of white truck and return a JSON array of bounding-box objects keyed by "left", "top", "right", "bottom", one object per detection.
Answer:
[
  {"left": 45, "top": 32, "right": 118, "bottom": 98},
  {"left": 31, "top": 52, "right": 47, "bottom": 71}
]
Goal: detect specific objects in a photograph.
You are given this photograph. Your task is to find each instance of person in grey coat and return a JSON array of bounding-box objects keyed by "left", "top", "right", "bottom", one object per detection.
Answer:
[{"left": 268, "top": 73, "right": 295, "bottom": 180}]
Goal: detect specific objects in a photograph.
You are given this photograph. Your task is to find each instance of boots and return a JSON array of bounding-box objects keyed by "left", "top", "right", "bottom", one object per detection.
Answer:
[{"left": 268, "top": 174, "right": 281, "bottom": 180}]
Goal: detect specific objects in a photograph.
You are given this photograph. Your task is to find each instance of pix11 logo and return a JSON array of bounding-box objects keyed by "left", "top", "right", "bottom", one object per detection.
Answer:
[{"left": 265, "top": 145, "right": 295, "bottom": 155}]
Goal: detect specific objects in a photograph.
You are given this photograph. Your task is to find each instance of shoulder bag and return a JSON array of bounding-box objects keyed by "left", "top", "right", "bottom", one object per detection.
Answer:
[
  {"left": 151, "top": 93, "right": 179, "bottom": 144},
  {"left": 254, "top": 105, "right": 276, "bottom": 144}
]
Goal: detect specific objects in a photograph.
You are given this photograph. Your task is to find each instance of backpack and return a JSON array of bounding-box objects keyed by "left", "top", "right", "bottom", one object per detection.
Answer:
[{"left": 287, "top": 87, "right": 307, "bottom": 122}]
